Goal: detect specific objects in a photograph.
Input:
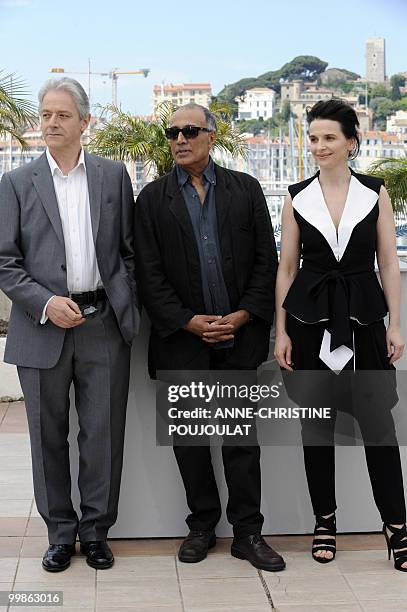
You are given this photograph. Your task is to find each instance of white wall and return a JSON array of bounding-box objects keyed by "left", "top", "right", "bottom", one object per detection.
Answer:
[{"left": 68, "top": 268, "right": 407, "bottom": 536}]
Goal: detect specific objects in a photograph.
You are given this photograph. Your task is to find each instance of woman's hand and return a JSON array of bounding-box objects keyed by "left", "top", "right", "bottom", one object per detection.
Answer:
[
  {"left": 386, "top": 324, "right": 405, "bottom": 364},
  {"left": 274, "top": 331, "right": 294, "bottom": 371}
]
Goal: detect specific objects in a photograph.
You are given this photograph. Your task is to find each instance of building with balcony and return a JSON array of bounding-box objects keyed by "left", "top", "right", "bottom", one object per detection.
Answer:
[
  {"left": 0, "top": 127, "right": 45, "bottom": 175},
  {"left": 152, "top": 83, "right": 212, "bottom": 115},
  {"left": 356, "top": 130, "right": 406, "bottom": 172},
  {"left": 236, "top": 87, "right": 276, "bottom": 120},
  {"left": 280, "top": 80, "right": 334, "bottom": 118},
  {"left": 387, "top": 110, "right": 407, "bottom": 139},
  {"left": 355, "top": 106, "right": 373, "bottom": 132},
  {"left": 0, "top": 122, "right": 151, "bottom": 189}
]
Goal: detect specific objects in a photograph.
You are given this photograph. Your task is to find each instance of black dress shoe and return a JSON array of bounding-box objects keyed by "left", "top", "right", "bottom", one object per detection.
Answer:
[
  {"left": 178, "top": 530, "right": 216, "bottom": 563},
  {"left": 80, "top": 541, "right": 114, "bottom": 569},
  {"left": 42, "top": 544, "right": 76, "bottom": 572},
  {"left": 231, "top": 534, "right": 286, "bottom": 572}
]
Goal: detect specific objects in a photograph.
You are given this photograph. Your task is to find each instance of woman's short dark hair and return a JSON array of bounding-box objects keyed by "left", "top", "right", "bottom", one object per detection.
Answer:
[{"left": 306, "top": 98, "right": 361, "bottom": 159}]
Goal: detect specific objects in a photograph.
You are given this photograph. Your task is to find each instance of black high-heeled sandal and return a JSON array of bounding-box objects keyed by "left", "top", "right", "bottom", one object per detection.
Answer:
[
  {"left": 383, "top": 523, "right": 407, "bottom": 572},
  {"left": 312, "top": 514, "right": 336, "bottom": 564}
]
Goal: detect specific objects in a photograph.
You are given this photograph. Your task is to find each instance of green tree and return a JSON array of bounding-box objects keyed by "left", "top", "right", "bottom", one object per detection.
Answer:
[
  {"left": 321, "top": 68, "right": 360, "bottom": 84},
  {"left": 88, "top": 100, "right": 247, "bottom": 178},
  {"left": 280, "top": 100, "right": 292, "bottom": 122},
  {"left": 0, "top": 71, "right": 37, "bottom": 147},
  {"left": 368, "top": 158, "right": 407, "bottom": 216},
  {"left": 235, "top": 117, "right": 278, "bottom": 136},
  {"left": 397, "top": 97, "right": 407, "bottom": 112},
  {"left": 325, "top": 80, "right": 355, "bottom": 94},
  {"left": 390, "top": 74, "right": 405, "bottom": 101},
  {"left": 370, "top": 97, "right": 398, "bottom": 130},
  {"left": 369, "top": 83, "right": 390, "bottom": 99}
]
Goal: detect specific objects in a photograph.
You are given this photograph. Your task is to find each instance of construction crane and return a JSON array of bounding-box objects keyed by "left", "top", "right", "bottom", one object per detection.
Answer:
[
  {"left": 50, "top": 62, "right": 150, "bottom": 107},
  {"left": 109, "top": 69, "right": 150, "bottom": 106}
]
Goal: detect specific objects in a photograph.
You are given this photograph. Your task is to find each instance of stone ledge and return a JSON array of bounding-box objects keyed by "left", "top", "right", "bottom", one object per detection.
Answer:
[
  {"left": 0, "top": 338, "right": 23, "bottom": 401},
  {"left": 0, "top": 319, "right": 7, "bottom": 337}
]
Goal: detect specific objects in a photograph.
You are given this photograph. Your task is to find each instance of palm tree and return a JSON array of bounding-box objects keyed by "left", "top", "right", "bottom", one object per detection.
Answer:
[
  {"left": 88, "top": 100, "right": 247, "bottom": 178},
  {"left": 0, "top": 71, "right": 38, "bottom": 147},
  {"left": 367, "top": 158, "right": 407, "bottom": 217}
]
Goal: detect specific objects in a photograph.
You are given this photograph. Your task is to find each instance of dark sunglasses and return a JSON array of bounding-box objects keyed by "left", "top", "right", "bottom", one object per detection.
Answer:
[{"left": 165, "top": 125, "right": 212, "bottom": 140}]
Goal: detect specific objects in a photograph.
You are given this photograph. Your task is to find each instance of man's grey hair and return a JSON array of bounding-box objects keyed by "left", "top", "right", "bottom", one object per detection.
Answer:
[
  {"left": 38, "top": 78, "right": 90, "bottom": 119},
  {"left": 175, "top": 103, "right": 217, "bottom": 131}
]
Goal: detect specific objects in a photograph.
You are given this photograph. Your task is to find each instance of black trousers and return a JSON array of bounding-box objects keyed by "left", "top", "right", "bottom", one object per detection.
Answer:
[
  {"left": 173, "top": 348, "right": 264, "bottom": 538},
  {"left": 286, "top": 313, "right": 406, "bottom": 525},
  {"left": 303, "top": 442, "right": 406, "bottom": 524}
]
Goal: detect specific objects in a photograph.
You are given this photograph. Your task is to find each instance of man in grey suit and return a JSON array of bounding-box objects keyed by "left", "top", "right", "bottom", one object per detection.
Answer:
[{"left": 0, "top": 78, "right": 139, "bottom": 571}]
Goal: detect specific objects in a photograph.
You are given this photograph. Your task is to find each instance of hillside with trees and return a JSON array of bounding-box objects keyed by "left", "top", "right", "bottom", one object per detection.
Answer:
[
  {"left": 216, "top": 56, "right": 407, "bottom": 132},
  {"left": 216, "top": 56, "right": 328, "bottom": 105}
]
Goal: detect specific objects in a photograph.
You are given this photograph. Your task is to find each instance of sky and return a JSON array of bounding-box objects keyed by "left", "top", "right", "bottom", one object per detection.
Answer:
[{"left": 0, "top": 0, "right": 406, "bottom": 117}]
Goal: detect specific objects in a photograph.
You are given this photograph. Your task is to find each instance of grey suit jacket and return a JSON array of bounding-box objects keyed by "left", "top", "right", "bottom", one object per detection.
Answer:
[{"left": 0, "top": 151, "right": 140, "bottom": 368}]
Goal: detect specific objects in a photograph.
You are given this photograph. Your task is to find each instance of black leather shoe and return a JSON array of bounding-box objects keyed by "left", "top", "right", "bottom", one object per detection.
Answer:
[
  {"left": 42, "top": 544, "right": 76, "bottom": 572},
  {"left": 231, "top": 534, "right": 286, "bottom": 572},
  {"left": 178, "top": 530, "right": 216, "bottom": 563},
  {"left": 80, "top": 541, "right": 114, "bottom": 569}
]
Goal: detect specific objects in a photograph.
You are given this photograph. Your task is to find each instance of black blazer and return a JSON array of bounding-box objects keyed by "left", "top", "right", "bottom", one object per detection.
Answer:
[{"left": 134, "top": 162, "right": 278, "bottom": 378}]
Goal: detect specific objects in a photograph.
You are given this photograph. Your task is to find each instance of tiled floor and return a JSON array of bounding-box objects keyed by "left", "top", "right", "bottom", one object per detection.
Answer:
[{"left": 0, "top": 401, "right": 405, "bottom": 611}]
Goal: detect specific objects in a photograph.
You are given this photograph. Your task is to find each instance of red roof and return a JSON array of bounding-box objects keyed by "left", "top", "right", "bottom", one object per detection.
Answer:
[
  {"left": 153, "top": 83, "right": 211, "bottom": 93},
  {"left": 364, "top": 130, "right": 400, "bottom": 142},
  {"left": 243, "top": 135, "right": 290, "bottom": 144}
]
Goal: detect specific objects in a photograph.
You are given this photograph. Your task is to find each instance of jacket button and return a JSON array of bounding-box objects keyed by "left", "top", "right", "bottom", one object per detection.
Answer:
[{"left": 61, "top": 264, "right": 66, "bottom": 271}]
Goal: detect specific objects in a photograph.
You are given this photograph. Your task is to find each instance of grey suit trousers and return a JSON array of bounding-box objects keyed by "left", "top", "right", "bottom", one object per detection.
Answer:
[{"left": 18, "top": 301, "right": 131, "bottom": 544}]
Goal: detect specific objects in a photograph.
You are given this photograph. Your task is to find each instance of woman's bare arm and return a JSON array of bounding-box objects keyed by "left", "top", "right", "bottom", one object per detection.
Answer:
[
  {"left": 376, "top": 186, "right": 405, "bottom": 363},
  {"left": 274, "top": 195, "right": 301, "bottom": 370}
]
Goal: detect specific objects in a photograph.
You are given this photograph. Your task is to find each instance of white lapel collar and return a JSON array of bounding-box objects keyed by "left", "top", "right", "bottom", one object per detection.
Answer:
[
  {"left": 292, "top": 174, "right": 339, "bottom": 258},
  {"left": 292, "top": 171, "right": 379, "bottom": 262},
  {"left": 337, "top": 173, "right": 378, "bottom": 261}
]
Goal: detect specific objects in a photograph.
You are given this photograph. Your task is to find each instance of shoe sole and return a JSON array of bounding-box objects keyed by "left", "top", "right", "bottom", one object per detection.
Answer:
[
  {"left": 41, "top": 560, "right": 71, "bottom": 572},
  {"left": 231, "top": 547, "right": 286, "bottom": 572},
  {"left": 85, "top": 557, "right": 114, "bottom": 570},
  {"left": 178, "top": 538, "right": 216, "bottom": 563},
  {"left": 312, "top": 554, "right": 336, "bottom": 564}
]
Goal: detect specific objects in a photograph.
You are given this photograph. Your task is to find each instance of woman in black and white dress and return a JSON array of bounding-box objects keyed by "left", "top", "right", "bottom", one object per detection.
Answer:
[{"left": 274, "top": 99, "right": 407, "bottom": 570}]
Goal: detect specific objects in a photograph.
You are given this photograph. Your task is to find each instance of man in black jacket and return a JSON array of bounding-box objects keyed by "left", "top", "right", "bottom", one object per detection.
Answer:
[{"left": 134, "top": 103, "right": 284, "bottom": 571}]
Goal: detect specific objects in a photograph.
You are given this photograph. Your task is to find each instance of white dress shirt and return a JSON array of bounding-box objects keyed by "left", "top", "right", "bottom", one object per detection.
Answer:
[{"left": 41, "top": 148, "right": 102, "bottom": 323}]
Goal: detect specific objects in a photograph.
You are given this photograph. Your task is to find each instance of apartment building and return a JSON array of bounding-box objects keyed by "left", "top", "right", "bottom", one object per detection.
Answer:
[
  {"left": 356, "top": 130, "right": 405, "bottom": 171},
  {"left": 236, "top": 87, "right": 276, "bottom": 120},
  {"left": 152, "top": 83, "right": 212, "bottom": 114},
  {"left": 280, "top": 80, "right": 333, "bottom": 118}
]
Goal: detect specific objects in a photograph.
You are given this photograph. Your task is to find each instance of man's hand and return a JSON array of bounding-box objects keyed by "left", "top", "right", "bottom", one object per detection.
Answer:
[
  {"left": 202, "top": 309, "right": 250, "bottom": 344},
  {"left": 183, "top": 314, "right": 233, "bottom": 343},
  {"left": 46, "top": 296, "right": 85, "bottom": 329}
]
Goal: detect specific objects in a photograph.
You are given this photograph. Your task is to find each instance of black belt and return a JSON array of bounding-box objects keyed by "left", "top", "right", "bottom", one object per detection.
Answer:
[
  {"left": 70, "top": 288, "right": 107, "bottom": 306},
  {"left": 303, "top": 263, "right": 373, "bottom": 352}
]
